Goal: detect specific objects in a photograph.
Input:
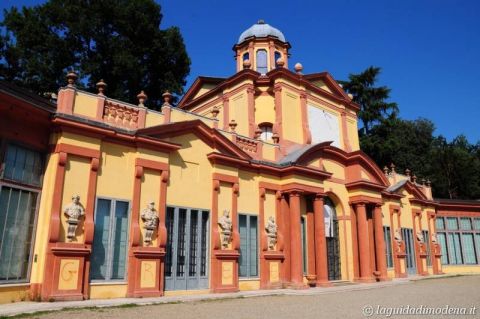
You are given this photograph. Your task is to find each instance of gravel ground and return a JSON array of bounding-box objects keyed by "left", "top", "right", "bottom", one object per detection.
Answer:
[{"left": 26, "top": 276, "right": 480, "bottom": 319}]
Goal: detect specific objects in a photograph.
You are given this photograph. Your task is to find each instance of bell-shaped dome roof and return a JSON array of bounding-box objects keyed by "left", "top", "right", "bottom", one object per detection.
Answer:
[{"left": 238, "top": 20, "right": 286, "bottom": 44}]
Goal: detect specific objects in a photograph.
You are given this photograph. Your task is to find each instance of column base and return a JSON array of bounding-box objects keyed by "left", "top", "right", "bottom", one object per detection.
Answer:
[
  {"left": 354, "top": 277, "right": 376, "bottom": 283},
  {"left": 376, "top": 276, "right": 391, "bottom": 282},
  {"left": 315, "top": 281, "right": 332, "bottom": 287},
  {"left": 286, "top": 282, "right": 309, "bottom": 290}
]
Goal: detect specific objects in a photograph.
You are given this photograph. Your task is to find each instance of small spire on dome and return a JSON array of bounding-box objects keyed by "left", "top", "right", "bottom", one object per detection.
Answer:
[{"left": 257, "top": 19, "right": 265, "bottom": 24}]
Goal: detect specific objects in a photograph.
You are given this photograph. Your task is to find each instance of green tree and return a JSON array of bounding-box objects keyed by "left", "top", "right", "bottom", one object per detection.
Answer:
[
  {"left": 360, "top": 116, "right": 435, "bottom": 179},
  {"left": 340, "top": 66, "right": 398, "bottom": 135},
  {"left": 429, "top": 135, "right": 480, "bottom": 199},
  {"left": 0, "top": 0, "right": 190, "bottom": 109}
]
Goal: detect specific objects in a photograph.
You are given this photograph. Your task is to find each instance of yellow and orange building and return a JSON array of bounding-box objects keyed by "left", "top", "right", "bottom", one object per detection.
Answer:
[{"left": 1, "top": 21, "right": 479, "bottom": 303}]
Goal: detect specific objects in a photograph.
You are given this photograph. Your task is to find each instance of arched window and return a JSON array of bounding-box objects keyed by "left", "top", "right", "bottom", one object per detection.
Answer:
[
  {"left": 243, "top": 52, "right": 249, "bottom": 61},
  {"left": 256, "top": 49, "right": 268, "bottom": 74},
  {"left": 274, "top": 51, "right": 282, "bottom": 67},
  {"left": 259, "top": 122, "right": 273, "bottom": 141}
]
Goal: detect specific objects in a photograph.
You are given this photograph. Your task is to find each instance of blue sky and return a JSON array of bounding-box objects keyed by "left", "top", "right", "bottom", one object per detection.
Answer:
[{"left": 2, "top": 0, "right": 479, "bottom": 142}]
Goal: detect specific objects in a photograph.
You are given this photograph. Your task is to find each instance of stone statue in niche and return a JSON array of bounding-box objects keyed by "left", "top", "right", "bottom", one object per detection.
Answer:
[
  {"left": 265, "top": 216, "right": 278, "bottom": 250},
  {"left": 64, "top": 195, "right": 85, "bottom": 241},
  {"left": 393, "top": 228, "right": 404, "bottom": 253},
  {"left": 431, "top": 232, "right": 438, "bottom": 244},
  {"left": 141, "top": 201, "right": 159, "bottom": 244},
  {"left": 416, "top": 231, "right": 424, "bottom": 243},
  {"left": 218, "top": 210, "right": 232, "bottom": 249}
]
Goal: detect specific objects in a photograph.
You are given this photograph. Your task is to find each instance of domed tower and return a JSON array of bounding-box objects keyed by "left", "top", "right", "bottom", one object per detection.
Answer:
[{"left": 234, "top": 20, "right": 291, "bottom": 74}]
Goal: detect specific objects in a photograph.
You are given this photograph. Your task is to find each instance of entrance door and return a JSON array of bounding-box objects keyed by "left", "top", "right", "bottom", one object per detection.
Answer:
[
  {"left": 401, "top": 228, "right": 416, "bottom": 274},
  {"left": 325, "top": 199, "right": 341, "bottom": 280},
  {"left": 165, "top": 207, "right": 209, "bottom": 290}
]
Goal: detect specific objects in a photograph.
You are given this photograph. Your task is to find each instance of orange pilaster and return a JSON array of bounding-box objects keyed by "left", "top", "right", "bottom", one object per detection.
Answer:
[
  {"left": 288, "top": 192, "right": 307, "bottom": 288},
  {"left": 373, "top": 205, "right": 388, "bottom": 281},
  {"left": 355, "top": 203, "right": 374, "bottom": 282},
  {"left": 313, "top": 195, "right": 331, "bottom": 287}
]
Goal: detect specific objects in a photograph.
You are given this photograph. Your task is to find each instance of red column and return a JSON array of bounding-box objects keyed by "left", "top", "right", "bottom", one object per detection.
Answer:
[
  {"left": 313, "top": 195, "right": 331, "bottom": 287},
  {"left": 289, "top": 192, "right": 306, "bottom": 288},
  {"left": 373, "top": 205, "right": 388, "bottom": 281},
  {"left": 355, "top": 203, "right": 374, "bottom": 282},
  {"left": 281, "top": 195, "right": 291, "bottom": 283}
]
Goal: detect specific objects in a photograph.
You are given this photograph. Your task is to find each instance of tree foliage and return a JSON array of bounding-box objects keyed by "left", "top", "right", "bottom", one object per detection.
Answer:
[
  {"left": 0, "top": 0, "right": 190, "bottom": 109},
  {"left": 360, "top": 117, "right": 435, "bottom": 176},
  {"left": 340, "top": 66, "right": 398, "bottom": 135},
  {"left": 342, "top": 66, "right": 480, "bottom": 200}
]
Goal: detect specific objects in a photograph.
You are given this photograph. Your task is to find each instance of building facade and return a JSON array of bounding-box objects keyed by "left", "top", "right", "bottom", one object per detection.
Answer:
[{"left": 1, "top": 21, "right": 479, "bottom": 303}]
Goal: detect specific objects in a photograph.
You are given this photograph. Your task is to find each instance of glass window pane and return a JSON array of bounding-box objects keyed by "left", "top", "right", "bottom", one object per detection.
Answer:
[
  {"left": 446, "top": 217, "right": 458, "bottom": 230},
  {"left": 436, "top": 217, "right": 445, "bottom": 230},
  {"left": 256, "top": 50, "right": 268, "bottom": 74},
  {"left": 462, "top": 234, "right": 477, "bottom": 264},
  {"left": 0, "top": 187, "right": 37, "bottom": 282},
  {"left": 91, "top": 199, "right": 111, "bottom": 280},
  {"left": 238, "top": 214, "right": 248, "bottom": 277},
  {"left": 460, "top": 218, "right": 472, "bottom": 230},
  {"left": 200, "top": 211, "right": 208, "bottom": 277},
  {"left": 176, "top": 209, "right": 187, "bottom": 277},
  {"left": 383, "top": 226, "right": 393, "bottom": 268},
  {"left": 165, "top": 207, "right": 175, "bottom": 277},
  {"left": 437, "top": 233, "right": 448, "bottom": 265},
  {"left": 301, "top": 217, "right": 307, "bottom": 274},
  {"left": 189, "top": 210, "right": 198, "bottom": 277},
  {"left": 422, "top": 230, "right": 431, "bottom": 266},
  {"left": 475, "top": 234, "right": 480, "bottom": 264},
  {"left": 3, "top": 145, "right": 42, "bottom": 186},
  {"left": 111, "top": 201, "right": 129, "bottom": 280},
  {"left": 249, "top": 216, "right": 258, "bottom": 277},
  {"left": 473, "top": 218, "right": 480, "bottom": 230}
]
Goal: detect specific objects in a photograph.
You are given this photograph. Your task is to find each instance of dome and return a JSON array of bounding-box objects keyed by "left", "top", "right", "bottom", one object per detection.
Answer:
[{"left": 238, "top": 20, "right": 286, "bottom": 44}]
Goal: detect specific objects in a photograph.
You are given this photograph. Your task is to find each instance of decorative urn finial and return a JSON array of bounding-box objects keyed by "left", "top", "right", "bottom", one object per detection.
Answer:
[
  {"left": 162, "top": 91, "right": 172, "bottom": 106},
  {"left": 66, "top": 71, "right": 78, "bottom": 87},
  {"left": 137, "top": 90, "right": 147, "bottom": 107},
  {"left": 96, "top": 79, "right": 107, "bottom": 96},
  {"left": 229, "top": 119, "right": 238, "bottom": 132},
  {"left": 294, "top": 63, "right": 303, "bottom": 74}
]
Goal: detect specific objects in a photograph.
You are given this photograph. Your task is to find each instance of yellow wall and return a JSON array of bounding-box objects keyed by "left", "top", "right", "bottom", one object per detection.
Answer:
[
  {"left": 167, "top": 134, "right": 212, "bottom": 209},
  {"left": 89, "top": 284, "right": 127, "bottom": 299},
  {"left": 231, "top": 93, "right": 248, "bottom": 136},
  {"left": 97, "top": 142, "right": 135, "bottom": 200},
  {"left": 60, "top": 155, "right": 91, "bottom": 243},
  {"left": 238, "top": 171, "right": 258, "bottom": 214},
  {"left": 145, "top": 110, "right": 164, "bottom": 127},
  {"left": 0, "top": 285, "right": 30, "bottom": 303},
  {"left": 30, "top": 153, "right": 58, "bottom": 284},
  {"left": 255, "top": 92, "right": 275, "bottom": 127},
  {"left": 73, "top": 92, "right": 98, "bottom": 119},
  {"left": 282, "top": 90, "right": 302, "bottom": 143}
]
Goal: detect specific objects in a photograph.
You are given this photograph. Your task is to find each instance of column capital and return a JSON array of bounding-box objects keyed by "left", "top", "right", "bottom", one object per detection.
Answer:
[
  {"left": 313, "top": 194, "right": 325, "bottom": 202},
  {"left": 289, "top": 191, "right": 301, "bottom": 198}
]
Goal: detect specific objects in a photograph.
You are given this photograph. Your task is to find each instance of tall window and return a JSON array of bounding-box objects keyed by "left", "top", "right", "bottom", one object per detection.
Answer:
[
  {"left": 242, "top": 52, "right": 249, "bottom": 61},
  {"left": 256, "top": 49, "right": 268, "bottom": 74},
  {"left": 0, "top": 144, "right": 42, "bottom": 283},
  {"left": 383, "top": 226, "right": 393, "bottom": 268},
  {"left": 259, "top": 123, "right": 273, "bottom": 141},
  {"left": 238, "top": 214, "right": 258, "bottom": 278},
  {"left": 436, "top": 216, "right": 479, "bottom": 265},
  {"left": 91, "top": 198, "right": 130, "bottom": 281},
  {"left": 422, "top": 230, "right": 431, "bottom": 266},
  {"left": 301, "top": 216, "right": 307, "bottom": 274}
]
